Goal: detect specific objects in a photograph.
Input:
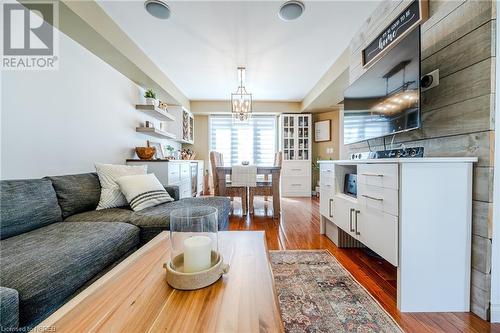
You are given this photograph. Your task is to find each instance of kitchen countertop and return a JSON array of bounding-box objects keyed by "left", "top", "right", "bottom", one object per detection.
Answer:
[
  {"left": 317, "top": 157, "right": 478, "bottom": 164},
  {"left": 126, "top": 159, "right": 195, "bottom": 162}
]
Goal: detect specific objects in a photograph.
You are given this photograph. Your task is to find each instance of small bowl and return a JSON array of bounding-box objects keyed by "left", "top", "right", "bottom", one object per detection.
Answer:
[{"left": 135, "top": 147, "right": 156, "bottom": 160}]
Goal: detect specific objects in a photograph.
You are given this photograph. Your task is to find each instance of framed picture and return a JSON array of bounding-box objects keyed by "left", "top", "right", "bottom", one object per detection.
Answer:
[
  {"left": 314, "top": 120, "right": 331, "bottom": 142},
  {"left": 147, "top": 140, "right": 165, "bottom": 159}
]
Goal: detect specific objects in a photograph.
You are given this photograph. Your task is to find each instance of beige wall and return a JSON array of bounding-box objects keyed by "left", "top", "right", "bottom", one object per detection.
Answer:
[
  {"left": 190, "top": 100, "right": 301, "bottom": 114},
  {"left": 311, "top": 110, "right": 340, "bottom": 189},
  {"left": 346, "top": 0, "right": 495, "bottom": 319}
]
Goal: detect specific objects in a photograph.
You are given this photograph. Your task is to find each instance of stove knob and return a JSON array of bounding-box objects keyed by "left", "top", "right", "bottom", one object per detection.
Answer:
[
  {"left": 396, "top": 150, "right": 403, "bottom": 158},
  {"left": 409, "top": 148, "right": 417, "bottom": 157}
]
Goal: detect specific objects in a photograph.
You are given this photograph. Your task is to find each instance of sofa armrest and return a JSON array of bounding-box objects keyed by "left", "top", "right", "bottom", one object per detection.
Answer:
[
  {"left": 0, "top": 287, "right": 19, "bottom": 330},
  {"left": 164, "top": 185, "right": 180, "bottom": 201}
]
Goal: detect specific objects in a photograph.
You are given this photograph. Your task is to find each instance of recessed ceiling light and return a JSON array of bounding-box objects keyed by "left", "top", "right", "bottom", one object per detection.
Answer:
[
  {"left": 279, "top": 0, "right": 305, "bottom": 21},
  {"left": 144, "top": 0, "right": 171, "bottom": 20}
]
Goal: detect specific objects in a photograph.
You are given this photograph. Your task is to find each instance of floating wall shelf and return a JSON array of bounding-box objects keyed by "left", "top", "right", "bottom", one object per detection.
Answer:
[
  {"left": 135, "top": 104, "right": 175, "bottom": 121},
  {"left": 136, "top": 127, "right": 176, "bottom": 140}
]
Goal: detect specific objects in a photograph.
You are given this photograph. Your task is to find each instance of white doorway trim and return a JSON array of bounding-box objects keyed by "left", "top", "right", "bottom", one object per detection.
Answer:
[{"left": 490, "top": 2, "right": 500, "bottom": 323}]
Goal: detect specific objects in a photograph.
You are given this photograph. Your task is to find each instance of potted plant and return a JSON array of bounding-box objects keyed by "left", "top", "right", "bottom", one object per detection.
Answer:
[
  {"left": 165, "top": 145, "right": 175, "bottom": 158},
  {"left": 144, "top": 89, "right": 158, "bottom": 106}
]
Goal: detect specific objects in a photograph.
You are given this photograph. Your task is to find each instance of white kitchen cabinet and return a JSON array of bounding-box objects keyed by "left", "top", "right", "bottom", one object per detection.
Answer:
[
  {"left": 318, "top": 157, "right": 477, "bottom": 313},
  {"left": 126, "top": 160, "right": 192, "bottom": 199},
  {"left": 197, "top": 161, "right": 204, "bottom": 196},
  {"left": 319, "top": 162, "right": 334, "bottom": 219}
]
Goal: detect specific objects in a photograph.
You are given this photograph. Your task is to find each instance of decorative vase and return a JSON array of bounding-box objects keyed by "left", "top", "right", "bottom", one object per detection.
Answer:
[
  {"left": 145, "top": 98, "right": 158, "bottom": 106},
  {"left": 164, "top": 207, "right": 229, "bottom": 290}
]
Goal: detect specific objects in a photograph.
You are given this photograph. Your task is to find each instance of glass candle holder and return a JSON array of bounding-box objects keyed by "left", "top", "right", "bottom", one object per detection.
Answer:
[{"left": 169, "top": 206, "right": 218, "bottom": 273}]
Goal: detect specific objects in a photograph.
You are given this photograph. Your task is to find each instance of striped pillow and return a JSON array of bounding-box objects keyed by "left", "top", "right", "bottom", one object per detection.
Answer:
[
  {"left": 116, "top": 173, "right": 173, "bottom": 211},
  {"left": 95, "top": 163, "right": 148, "bottom": 210}
]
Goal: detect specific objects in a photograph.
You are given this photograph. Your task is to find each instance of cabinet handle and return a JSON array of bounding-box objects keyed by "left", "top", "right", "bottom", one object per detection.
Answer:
[
  {"left": 349, "top": 208, "right": 355, "bottom": 232},
  {"left": 291, "top": 184, "right": 302, "bottom": 186},
  {"left": 355, "top": 210, "right": 360, "bottom": 235},
  {"left": 361, "top": 173, "right": 384, "bottom": 177},
  {"left": 329, "top": 199, "right": 333, "bottom": 217},
  {"left": 291, "top": 168, "right": 302, "bottom": 171},
  {"left": 362, "top": 194, "right": 384, "bottom": 202}
]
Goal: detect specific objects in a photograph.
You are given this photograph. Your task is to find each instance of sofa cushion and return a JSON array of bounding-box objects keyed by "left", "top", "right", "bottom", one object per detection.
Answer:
[
  {"left": 0, "top": 222, "right": 140, "bottom": 327},
  {"left": 0, "top": 179, "right": 62, "bottom": 240},
  {"left": 64, "top": 208, "right": 133, "bottom": 223},
  {"left": 0, "top": 287, "right": 19, "bottom": 330},
  {"left": 95, "top": 163, "right": 147, "bottom": 210},
  {"left": 116, "top": 174, "right": 173, "bottom": 211},
  {"left": 46, "top": 173, "right": 101, "bottom": 218},
  {"left": 131, "top": 196, "right": 230, "bottom": 231}
]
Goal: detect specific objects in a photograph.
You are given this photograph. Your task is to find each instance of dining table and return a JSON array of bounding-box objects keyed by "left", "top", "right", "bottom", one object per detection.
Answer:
[{"left": 215, "top": 166, "right": 281, "bottom": 219}]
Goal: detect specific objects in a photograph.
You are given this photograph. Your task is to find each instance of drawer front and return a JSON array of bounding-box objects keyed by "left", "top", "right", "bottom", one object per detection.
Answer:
[
  {"left": 179, "top": 182, "right": 192, "bottom": 199},
  {"left": 358, "top": 183, "right": 399, "bottom": 217},
  {"left": 319, "top": 182, "right": 335, "bottom": 193},
  {"left": 282, "top": 176, "right": 311, "bottom": 196},
  {"left": 320, "top": 162, "right": 334, "bottom": 173},
  {"left": 167, "top": 164, "right": 180, "bottom": 183},
  {"left": 282, "top": 163, "right": 311, "bottom": 177},
  {"left": 358, "top": 164, "right": 398, "bottom": 189},
  {"left": 357, "top": 208, "right": 398, "bottom": 266},
  {"left": 180, "top": 163, "right": 190, "bottom": 179},
  {"left": 320, "top": 163, "right": 334, "bottom": 186}
]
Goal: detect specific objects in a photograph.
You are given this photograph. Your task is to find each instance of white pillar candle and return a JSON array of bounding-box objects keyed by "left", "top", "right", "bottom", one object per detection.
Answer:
[{"left": 183, "top": 235, "right": 212, "bottom": 273}]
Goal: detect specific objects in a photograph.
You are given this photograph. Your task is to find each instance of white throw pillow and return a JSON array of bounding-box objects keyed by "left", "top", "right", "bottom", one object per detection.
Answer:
[
  {"left": 116, "top": 173, "right": 173, "bottom": 211},
  {"left": 95, "top": 163, "right": 148, "bottom": 210}
]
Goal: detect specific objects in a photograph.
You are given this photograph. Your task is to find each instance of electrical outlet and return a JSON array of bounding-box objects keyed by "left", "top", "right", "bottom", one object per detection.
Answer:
[{"left": 421, "top": 69, "right": 439, "bottom": 92}]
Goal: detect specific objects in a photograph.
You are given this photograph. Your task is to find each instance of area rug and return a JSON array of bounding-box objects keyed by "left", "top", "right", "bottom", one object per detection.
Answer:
[{"left": 270, "top": 250, "right": 402, "bottom": 333}]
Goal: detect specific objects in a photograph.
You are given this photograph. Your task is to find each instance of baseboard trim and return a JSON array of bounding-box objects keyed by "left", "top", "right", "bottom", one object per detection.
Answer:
[{"left": 491, "top": 303, "right": 500, "bottom": 323}]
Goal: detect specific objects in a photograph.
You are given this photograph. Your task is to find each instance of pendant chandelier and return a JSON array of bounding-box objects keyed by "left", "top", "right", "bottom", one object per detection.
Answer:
[{"left": 231, "top": 67, "right": 252, "bottom": 122}]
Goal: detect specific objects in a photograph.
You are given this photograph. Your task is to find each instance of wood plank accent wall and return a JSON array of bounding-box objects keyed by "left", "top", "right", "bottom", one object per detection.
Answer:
[{"left": 346, "top": 0, "right": 495, "bottom": 320}]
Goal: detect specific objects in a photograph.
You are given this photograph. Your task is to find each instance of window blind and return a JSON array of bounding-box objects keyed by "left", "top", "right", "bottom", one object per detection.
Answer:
[
  {"left": 209, "top": 115, "right": 277, "bottom": 166},
  {"left": 344, "top": 113, "right": 391, "bottom": 144}
]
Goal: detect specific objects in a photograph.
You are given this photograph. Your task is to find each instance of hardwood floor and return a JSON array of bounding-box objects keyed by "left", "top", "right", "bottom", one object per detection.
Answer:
[{"left": 227, "top": 196, "right": 500, "bottom": 333}]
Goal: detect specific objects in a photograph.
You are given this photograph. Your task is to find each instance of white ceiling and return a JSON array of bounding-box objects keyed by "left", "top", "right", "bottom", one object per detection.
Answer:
[{"left": 98, "top": 1, "right": 380, "bottom": 101}]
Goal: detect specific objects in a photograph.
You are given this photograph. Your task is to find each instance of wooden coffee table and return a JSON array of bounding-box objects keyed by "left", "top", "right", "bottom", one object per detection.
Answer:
[{"left": 33, "top": 231, "right": 284, "bottom": 333}]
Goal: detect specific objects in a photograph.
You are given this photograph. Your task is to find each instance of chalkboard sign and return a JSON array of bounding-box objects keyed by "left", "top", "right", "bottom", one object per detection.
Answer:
[{"left": 362, "top": 0, "right": 428, "bottom": 68}]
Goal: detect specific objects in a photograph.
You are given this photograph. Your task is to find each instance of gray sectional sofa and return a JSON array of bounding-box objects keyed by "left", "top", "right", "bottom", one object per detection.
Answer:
[{"left": 0, "top": 172, "right": 230, "bottom": 331}]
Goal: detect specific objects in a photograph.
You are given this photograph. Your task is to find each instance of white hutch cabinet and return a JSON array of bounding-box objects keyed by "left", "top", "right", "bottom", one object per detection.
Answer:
[{"left": 279, "top": 114, "right": 312, "bottom": 197}]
